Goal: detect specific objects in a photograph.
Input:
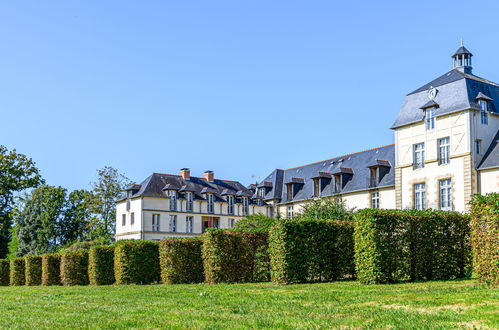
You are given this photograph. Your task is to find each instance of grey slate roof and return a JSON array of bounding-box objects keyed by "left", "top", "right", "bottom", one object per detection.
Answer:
[
  {"left": 392, "top": 69, "right": 499, "bottom": 129},
  {"left": 258, "top": 145, "right": 395, "bottom": 204},
  {"left": 478, "top": 129, "right": 499, "bottom": 170},
  {"left": 453, "top": 46, "right": 472, "bottom": 57}
]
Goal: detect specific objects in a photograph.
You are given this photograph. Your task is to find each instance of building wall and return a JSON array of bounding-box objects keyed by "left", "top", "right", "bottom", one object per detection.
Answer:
[{"left": 479, "top": 167, "right": 499, "bottom": 194}]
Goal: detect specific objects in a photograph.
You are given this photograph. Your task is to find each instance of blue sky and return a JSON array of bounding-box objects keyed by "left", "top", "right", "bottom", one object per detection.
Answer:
[{"left": 2, "top": 1, "right": 499, "bottom": 190}]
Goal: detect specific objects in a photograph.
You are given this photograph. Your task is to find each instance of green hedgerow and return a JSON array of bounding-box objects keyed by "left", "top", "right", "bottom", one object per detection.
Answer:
[
  {"left": 10, "top": 258, "right": 25, "bottom": 286},
  {"left": 42, "top": 254, "right": 61, "bottom": 286},
  {"left": 25, "top": 255, "right": 42, "bottom": 286},
  {"left": 0, "top": 259, "right": 9, "bottom": 286},
  {"left": 159, "top": 238, "right": 204, "bottom": 284},
  {"left": 60, "top": 249, "right": 89, "bottom": 286},
  {"left": 114, "top": 240, "right": 160, "bottom": 285},
  {"left": 88, "top": 245, "right": 115, "bottom": 285}
]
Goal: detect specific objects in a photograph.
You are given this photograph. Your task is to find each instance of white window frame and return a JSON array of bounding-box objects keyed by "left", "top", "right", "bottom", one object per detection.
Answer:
[
  {"left": 479, "top": 100, "right": 488, "bottom": 125},
  {"left": 287, "top": 205, "right": 294, "bottom": 219},
  {"left": 313, "top": 178, "right": 320, "bottom": 197},
  {"left": 152, "top": 214, "right": 160, "bottom": 232},
  {"left": 258, "top": 188, "right": 266, "bottom": 198},
  {"left": 169, "top": 215, "right": 177, "bottom": 232},
  {"left": 414, "top": 183, "right": 426, "bottom": 210},
  {"left": 242, "top": 197, "right": 249, "bottom": 216},
  {"left": 228, "top": 218, "right": 235, "bottom": 228},
  {"left": 439, "top": 179, "right": 452, "bottom": 211},
  {"left": 169, "top": 191, "right": 177, "bottom": 211},
  {"left": 207, "top": 194, "right": 214, "bottom": 214},
  {"left": 371, "top": 191, "right": 379, "bottom": 209},
  {"left": 438, "top": 137, "right": 450, "bottom": 165},
  {"left": 186, "top": 216, "right": 193, "bottom": 233},
  {"left": 425, "top": 107, "right": 435, "bottom": 130},
  {"left": 186, "top": 192, "right": 193, "bottom": 212},
  {"left": 227, "top": 195, "right": 234, "bottom": 215},
  {"left": 413, "top": 143, "right": 425, "bottom": 169}
]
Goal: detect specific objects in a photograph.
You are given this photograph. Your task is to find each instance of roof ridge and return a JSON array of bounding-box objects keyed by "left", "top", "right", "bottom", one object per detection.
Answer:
[
  {"left": 284, "top": 144, "right": 395, "bottom": 171},
  {"left": 152, "top": 172, "right": 241, "bottom": 184}
]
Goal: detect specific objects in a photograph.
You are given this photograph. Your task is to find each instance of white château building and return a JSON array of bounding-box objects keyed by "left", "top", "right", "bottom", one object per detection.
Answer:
[{"left": 116, "top": 44, "right": 499, "bottom": 240}]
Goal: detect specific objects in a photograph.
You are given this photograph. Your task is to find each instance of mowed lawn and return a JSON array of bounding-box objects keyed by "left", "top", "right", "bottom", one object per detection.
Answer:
[{"left": 0, "top": 280, "right": 497, "bottom": 329}]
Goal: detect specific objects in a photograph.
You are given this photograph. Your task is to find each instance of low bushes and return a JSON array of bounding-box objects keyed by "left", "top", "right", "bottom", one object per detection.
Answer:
[
  {"left": 203, "top": 230, "right": 269, "bottom": 284},
  {"left": 89, "top": 245, "right": 115, "bottom": 285},
  {"left": 354, "top": 209, "right": 470, "bottom": 284},
  {"left": 159, "top": 238, "right": 204, "bottom": 284},
  {"left": 10, "top": 258, "right": 25, "bottom": 286},
  {"left": 269, "top": 219, "right": 355, "bottom": 284},
  {"left": 25, "top": 255, "right": 42, "bottom": 286},
  {"left": 42, "top": 254, "right": 61, "bottom": 286},
  {"left": 470, "top": 193, "right": 499, "bottom": 287},
  {"left": 114, "top": 240, "right": 160, "bottom": 285},
  {"left": 60, "top": 249, "right": 89, "bottom": 286},
  {"left": 0, "top": 260, "right": 9, "bottom": 286}
]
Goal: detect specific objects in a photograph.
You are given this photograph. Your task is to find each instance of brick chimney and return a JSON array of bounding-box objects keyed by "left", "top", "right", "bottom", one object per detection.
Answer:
[
  {"left": 204, "top": 170, "right": 214, "bottom": 182},
  {"left": 180, "top": 168, "right": 190, "bottom": 180}
]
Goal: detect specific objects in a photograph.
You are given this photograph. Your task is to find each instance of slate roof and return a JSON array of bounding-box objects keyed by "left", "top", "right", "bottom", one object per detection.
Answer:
[
  {"left": 258, "top": 145, "right": 395, "bottom": 204},
  {"left": 478, "top": 129, "right": 499, "bottom": 170},
  {"left": 453, "top": 46, "right": 472, "bottom": 57},
  {"left": 119, "top": 172, "right": 263, "bottom": 205},
  {"left": 392, "top": 69, "right": 499, "bottom": 129}
]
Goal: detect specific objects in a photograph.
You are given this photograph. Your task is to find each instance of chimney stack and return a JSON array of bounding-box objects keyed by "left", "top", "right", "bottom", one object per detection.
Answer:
[
  {"left": 204, "top": 170, "right": 214, "bottom": 182},
  {"left": 180, "top": 168, "right": 190, "bottom": 180}
]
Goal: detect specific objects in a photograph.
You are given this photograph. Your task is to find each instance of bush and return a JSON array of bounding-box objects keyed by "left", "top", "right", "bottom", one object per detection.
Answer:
[
  {"left": 114, "top": 240, "right": 160, "bottom": 285},
  {"left": 203, "top": 230, "right": 270, "bottom": 284},
  {"left": 25, "top": 255, "right": 42, "bottom": 286},
  {"left": 298, "top": 197, "right": 355, "bottom": 221},
  {"left": 470, "top": 193, "right": 499, "bottom": 287},
  {"left": 60, "top": 249, "right": 89, "bottom": 286},
  {"left": 159, "top": 238, "right": 204, "bottom": 284},
  {"left": 230, "top": 214, "right": 277, "bottom": 233},
  {"left": 10, "top": 258, "right": 25, "bottom": 286},
  {"left": 42, "top": 254, "right": 61, "bottom": 286},
  {"left": 88, "top": 245, "right": 115, "bottom": 285},
  {"left": 269, "top": 219, "right": 355, "bottom": 284},
  {"left": 354, "top": 209, "right": 470, "bottom": 284},
  {"left": 0, "top": 259, "right": 9, "bottom": 286}
]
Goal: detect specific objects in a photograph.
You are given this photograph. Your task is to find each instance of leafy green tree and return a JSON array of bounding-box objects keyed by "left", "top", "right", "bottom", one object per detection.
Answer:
[
  {"left": 298, "top": 197, "right": 355, "bottom": 221},
  {"left": 0, "top": 146, "right": 43, "bottom": 258},
  {"left": 60, "top": 189, "right": 92, "bottom": 245},
  {"left": 231, "top": 214, "right": 277, "bottom": 233},
  {"left": 16, "top": 185, "right": 66, "bottom": 256},
  {"left": 89, "top": 166, "right": 131, "bottom": 241},
  {"left": 7, "top": 225, "right": 19, "bottom": 260}
]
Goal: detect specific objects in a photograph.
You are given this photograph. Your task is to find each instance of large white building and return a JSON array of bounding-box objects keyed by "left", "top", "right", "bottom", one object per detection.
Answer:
[{"left": 116, "top": 44, "right": 499, "bottom": 240}]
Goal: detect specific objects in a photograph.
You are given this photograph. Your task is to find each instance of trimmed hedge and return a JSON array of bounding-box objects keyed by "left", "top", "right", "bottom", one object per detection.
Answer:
[
  {"left": 202, "top": 230, "right": 270, "bottom": 284},
  {"left": 60, "top": 249, "right": 89, "bottom": 286},
  {"left": 10, "top": 258, "right": 25, "bottom": 286},
  {"left": 42, "top": 254, "right": 61, "bottom": 286},
  {"left": 354, "top": 209, "right": 470, "bottom": 284},
  {"left": 89, "top": 245, "right": 115, "bottom": 285},
  {"left": 470, "top": 193, "right": 499, "bottom": 287},
  {"left": 0, "top": 259, "right": 9, "bottom": 286},
  {"left": 114, "top": 240, "right": 160, "bottom": 285},
  {"left": 25, "top": 255, "right": 43, "bottom": 286},
  {"left": 159, "top": 238, "right": 204, "bottom": 284},
  {"left": 269, "top": 219, "right": 355, "bottom": 284}
]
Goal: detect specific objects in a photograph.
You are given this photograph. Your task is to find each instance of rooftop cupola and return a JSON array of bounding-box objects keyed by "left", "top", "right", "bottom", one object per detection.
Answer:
[{"left": 452, "top": 40, "right": 473, "bottom": 74}]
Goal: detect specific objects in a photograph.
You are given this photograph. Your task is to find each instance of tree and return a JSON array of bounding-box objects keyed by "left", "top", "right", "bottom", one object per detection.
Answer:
[
  {"left": 89, "top": 166, "right": 131, "bottom": 241},
  {"left": 298, "top": 197, "right": 355, "bottom": 221},
  {"left": 16, "top": 186, "right": 66, "bottom": 256},
  {"left": 231, "top": 214, "right": 277, "bottom": 233},
  {"left": 0, "top": 145, "right": 43, "bottom": 258},
  {"left": 60, "top": 189, "right": 92, "bottom": 245}
]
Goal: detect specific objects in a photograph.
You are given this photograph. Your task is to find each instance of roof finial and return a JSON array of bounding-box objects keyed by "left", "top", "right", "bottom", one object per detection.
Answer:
[{"left": 460, "top": 38, "right": 463, "bottom": 47}]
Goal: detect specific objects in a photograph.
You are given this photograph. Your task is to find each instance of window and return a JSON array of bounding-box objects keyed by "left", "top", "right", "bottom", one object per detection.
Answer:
[
  {"left": 286, "top": 184, "right": 293, "bottom": 200},
  {"left": 169, "top": 215, "right": 177, "bottom": 232},
  {"left": 413, "top": 143, "right": 425, "bottom": 169},
  {"left": 131, "top": 212, "right": 135, "bottom": 226},
  {"left": 371, "top": 191, "right": 379, "bottom": 209},
  {"left": 476, "top": 139, "right": 482, "bottom": 154},
  {"left": 227, "top": 195, "right": 234, "bottom": 215},
  {"left": 287, "top": 205, "right": 294, "bottom": 219},
  {"left": 207, "top": 194, "right": 214, "bottom": 214},
  {"left": 425, "top": 107, "right": 435, "bottom": 130},
  {"left": 169, "top": 191, "right": 177, "bottom": 211},
  {"left": 152, "top": 214, "right": 160, "bottom": 232},
  {"left": 228, "top": 218, "right": 235, "bottom": 228},
  {"left": 438, "top": 137, "right": 450, "bottom": 165},
  {"left": 186, "top": 192, "right": 193, "bottom": 212},
  {"left": 313, "top": 178, "right": 320, "bottom": 197},
  {"left": 186, "top": 216, "right": 193, "bottom": 233},
  {"left": 122, "top": 214, "right": 126, "bottom": 226},
  {"left": 213, "top": 219, "right": 219, "bottom": 228},
  {"left": 257, "top": 199, "right": 264, "bottom": 207},
  {"left": 242, "top": 197, "right": 249, "bottom": 216},
  {"left": 369, "top": 168, "right": 378, "bottom": 187},
  {"left": 439, "top": 179, "right": 452, "bottom": 211},
  {"left": 258, "top": 188, "right": 266, "bottom": 198},
  {"left": 414, "top": 183, "right": 426, "bottom": 210},
  {"left": 480, "top": 100, "right": 488, "bottom": 125}
]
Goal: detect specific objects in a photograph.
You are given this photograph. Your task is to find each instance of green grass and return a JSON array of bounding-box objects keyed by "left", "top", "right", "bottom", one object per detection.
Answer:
[{"left": 0, "top": 280, "right": 497, "bottom": 329}]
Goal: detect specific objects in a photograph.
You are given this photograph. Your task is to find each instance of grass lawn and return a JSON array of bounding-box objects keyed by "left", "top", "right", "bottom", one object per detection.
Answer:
[{"left": 0, "top": 280, "right": 497, "bottom": 329}]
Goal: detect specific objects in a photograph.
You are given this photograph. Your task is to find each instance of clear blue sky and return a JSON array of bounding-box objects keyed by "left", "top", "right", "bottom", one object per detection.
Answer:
[{"left": 2, "top": 1, "right": 499, "bottom": 190}]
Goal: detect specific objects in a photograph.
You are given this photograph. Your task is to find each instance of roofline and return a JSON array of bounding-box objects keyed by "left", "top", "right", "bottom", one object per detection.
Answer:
[
  {"left": 478, "top": 165, "right": 499, "bottom": 171},
  {"left": 151, "top": 172, "right": 241, "bottom": 183},
  {"left": 284, "top": 144, "right": 395, "bottom": 171}
]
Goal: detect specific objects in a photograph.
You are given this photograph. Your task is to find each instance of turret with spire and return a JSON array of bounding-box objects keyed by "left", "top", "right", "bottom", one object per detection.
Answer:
[{"left": 452, "top": 39, "right": 473, "bottom": 74}]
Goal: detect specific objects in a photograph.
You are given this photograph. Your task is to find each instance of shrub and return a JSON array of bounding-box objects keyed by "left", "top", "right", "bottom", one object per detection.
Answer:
[
  {"left": 88, "top": 245, "right": 115, "bottom": 285},
  {"left": 42, "top": 254, "right": 61, "bottom": 286},
  {"left": 202, "top": 230, "right": 270, "bottom": 284},
  {"left": 354, "top": 209, "right": 470, "bottom": 284},
  {"left": 230, "top": 214, "right": 277, "bottom": 233},
  {"left": 25, "top": 255, "right": 43, "bottom": 286},
  {"left": 60, "top": 249, "right": 89, "bottom": 286},
  {"left": 0, "top": 260, "right": 9, "bottom": 286},
  {"left": 269, "top": 219, "right": 355, "bottom": 284},
  {"left": 114, "top": 240, "right": 160, "bottom": 285},
  {"left": 470, "top": 193, "right": 499, "bottom": 287},
  {"left": 10, "top": 258, "right": 25, "bottom": 286},
  {"left": 159, "top": 238, "right": 204, "bottom": 284},
  {"left": 298, "top": 197, "right": 355, "bottom": 221}
]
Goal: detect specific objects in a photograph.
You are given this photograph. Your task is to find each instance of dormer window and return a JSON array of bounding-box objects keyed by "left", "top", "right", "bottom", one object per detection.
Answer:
[
  {"left": 286, "top": 183, "right": 294, "bottom": 200},
  {"left": 185, "top": 192, "right": 193, "bottom": 212},
  {"left": 479, "top": 100, "right": 488, "bottom": 125},
  {"left": 242, "top": 197, "right": 249, "bottom": 215},
  {"left": 227, "top": 195, "right": 234, "bottom": 215},
  {"left": 313, "top": 178, "right": 320, "bottom": 197},
  {"left": 369, "top": 167, "right": 378, "bottom": 187},
  {"left": 207, "top": 194, "right": 214, "bottom": 214},
  {"left": 168, "top": 191, "right": 177, "bottom": 211},
  {"left": 425, "top": 107, "right": 435, "bottom": 130},
  {"left": 258, "top": 188, "right": 266, "bottom": 198}
]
